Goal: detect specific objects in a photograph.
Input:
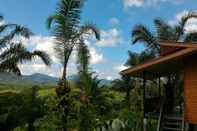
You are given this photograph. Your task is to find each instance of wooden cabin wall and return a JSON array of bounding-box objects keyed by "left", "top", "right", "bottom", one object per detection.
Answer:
[{"left": 184, "top": 56, "right": 197, "bottom": 124}]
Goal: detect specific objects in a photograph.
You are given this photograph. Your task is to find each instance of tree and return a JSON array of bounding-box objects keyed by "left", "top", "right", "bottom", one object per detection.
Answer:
[
  {"left": 132, "top": 11, "right": 197, "bottom": 54},
  {"left": 131, "top": 11, "right": 197, "bottom": 92},
  {"left": 125, "top": 51, "right": 155, "bottom": 67},
  {"left": 0, "top": 15, "right": 32, "bottom": 47},
  {"left": 47, "top": 0, "right": 100, "bottom": 95},
  {"left": 0, "top": 43, "right": 51, "bottom": 75},
  {"left": 0, "top": 15, "right": 51, "bottom": 75},
  {"left": 112, "top": 51, "right": 155, "bottom": 110},
  {"left": 47, "top": 0, "right": 99, "bottom": 130}
]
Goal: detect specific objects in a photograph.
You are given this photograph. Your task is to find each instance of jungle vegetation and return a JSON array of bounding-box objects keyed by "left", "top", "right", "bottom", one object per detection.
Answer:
[{"left": 0, "top": 0, "right": 197, "bottom": 131}]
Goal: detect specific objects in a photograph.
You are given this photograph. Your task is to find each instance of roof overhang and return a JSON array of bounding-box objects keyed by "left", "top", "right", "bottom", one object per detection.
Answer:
[{"left": 120, "top": 47, "right": 197, "bottom": 79}]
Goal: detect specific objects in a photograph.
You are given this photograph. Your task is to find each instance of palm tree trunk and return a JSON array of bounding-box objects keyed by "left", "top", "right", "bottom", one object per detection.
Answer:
[
  {"left": 62, "top": 61, "right": 67, "bottom": 81},
  {"left": 58, "top": 55, "right": 71, "bottom": 131}
]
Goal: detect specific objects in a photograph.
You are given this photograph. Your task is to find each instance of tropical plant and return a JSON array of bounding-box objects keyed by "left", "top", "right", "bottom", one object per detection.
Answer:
[
  {"left": 0, "top": 43, "right": 51, "bottom": 75},
  {"left": 132, "top": 11, "right": 197, "bottom": 54},
  {"left": 125, "top": 51, "right": 155, "bottom": 67},
  {"left": 47, "top": 1, "right": 100, "bottom": 130},
  {"left": 47, "top": 0, "right": 100, "bottom": 95},
  {"left": 0, "top": 15, "right": 51, "bottom": 75},
  {"left": 0, "top": 15, "right": 32, "bottom": 47},
  {"left": 0, "top": 87, "right": 46, "bottom": 131}
]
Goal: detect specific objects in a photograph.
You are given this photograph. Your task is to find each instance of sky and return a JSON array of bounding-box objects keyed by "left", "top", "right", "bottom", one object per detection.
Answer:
[{"left": 0, "top": 0, "right": 197, "bottom": 80}]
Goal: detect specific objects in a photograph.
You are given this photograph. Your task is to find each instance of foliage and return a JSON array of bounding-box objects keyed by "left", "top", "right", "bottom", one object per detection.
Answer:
[
  {"left": 0, "top": 15, "right": 51, "bottom": 75},
  {"left": 0, "top": 87, "right": 46, "bottom": 131},
  {"left": 132, "top": 11, "right": 197, "bottom": 54}
]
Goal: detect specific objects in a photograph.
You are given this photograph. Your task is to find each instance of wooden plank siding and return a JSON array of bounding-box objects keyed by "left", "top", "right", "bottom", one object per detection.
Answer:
[{"left": 184, "top": 56, "right": 197, "bottom": 124}]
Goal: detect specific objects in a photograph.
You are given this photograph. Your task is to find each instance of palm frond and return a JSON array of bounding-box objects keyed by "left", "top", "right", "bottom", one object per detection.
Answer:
[
  {"left": 80, "top": 22, "right": 100, "bottom": 40},
  {"left": 47, "top": 0, "right": 85, "bottom": 68},
  {"left": 125, "top": 51, "right": 139, "bottom": 67},
  {"left": 179, "top": 11, "right": 197, "bottom": 30},
  {"left": 47, "top": 0, "right": 84, "bottom": 37},
  {"left": 132, "top": 24, "right": 159, "bottom": 52},
  {"left": 154, "top": 17, "right": 176, "bottom": 41},
  {"left": 0, "top": 60, "right": 21, "bottom": 76},
  {"left": 14, "top": 25, "right": 33, "bottom": 38},
  {"left": 31, "top": 51, "right": 51, "bottom": 66},
  {"left": 0, "top": 43, "right": 51, "bottom": 75},
  {"left": 184, "top": 32, "right": 197, "bottom": 42},
  {"left": 0, "top": 25, "right": 32, "bottom": 48},
  {"left": 177, "top": 11, "right": 197, "bottom": 39},
  {"left": 77, "top": 41, "right": 90, "bottom": 73},
  {"left": 125, "top": 50, "right": 155, "bottom": 67}
]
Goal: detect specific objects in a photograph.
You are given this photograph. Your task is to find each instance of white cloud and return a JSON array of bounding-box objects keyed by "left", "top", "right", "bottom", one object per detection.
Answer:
[
  {"left": 89, "top": 47, "right": 104, "bottom": 64},
  {"left": 19, "top": 63, "right": 60, "bottom": 77},
  {"left": 123, "top": 0, "right": 184, "bottom": 8},
  {"left": 169, "top": 10, "right": 197, "bottom": 33},
  {"left": 114, "top": 65, "right": 128, "bottom": 72},
  {"left": 106, "top": 76, "right": 113, "bottom": 81},
  {"left": 96, "top": 28, "right": 123, "bottom": 47},
  {"left": 124, "top": 0, "right": 144, "bottom": 8},
  {"left": 109, "top": 17, "right": 120, "bottom": 26},
  {"left": 17, "top": 35, "right": 104, "bottom": 77},
  {"left": 71, "top": 40, "right": 104, "bottom": 65},
  {"left": 185, "top": 18, "right": 197, "bottom": 33},
  {"left": 0, "top": 20, "right": 5, "bottom": 26},
  {"left": 176, "top": 10, "right": 197, "bottom": 33}
]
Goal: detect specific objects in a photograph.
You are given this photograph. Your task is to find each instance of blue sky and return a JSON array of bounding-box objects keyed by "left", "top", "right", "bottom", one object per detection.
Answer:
[{"left": 0, "top": 0, "right": 197, "bottom": 79}]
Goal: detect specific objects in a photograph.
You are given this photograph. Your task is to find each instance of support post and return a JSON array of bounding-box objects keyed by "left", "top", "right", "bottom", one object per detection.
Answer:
[
  {"left": 159, "top": 77, "right": 161, "bottom": 97},
  {"left": 143, "top": 72, "right": 147, "bottom": 131}
]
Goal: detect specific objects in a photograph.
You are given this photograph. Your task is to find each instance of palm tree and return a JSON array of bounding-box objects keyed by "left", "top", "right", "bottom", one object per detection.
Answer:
[
  {"left": 132, "top": 11, "right": 197, "bottom": 54},
  {"left": 0, "top": 43, "right": 51, "bottom": 75},
  {"left": 112, "top": 51, "right": 155, "bottom": 110},
  {"left": 0, "top": 15, "right": 32, "bottom": 47},
  {"left": 125, "top": 51, "right": 155, "bottom": 67},
  {"left": 47, "top": 0, "right": 100, "bottom": 96},
  {"left": 47, "top": 0, "right": 99, "bottom": 130},
  {"left": 0, "top": 15, "right": 51, "bottom": 75}
]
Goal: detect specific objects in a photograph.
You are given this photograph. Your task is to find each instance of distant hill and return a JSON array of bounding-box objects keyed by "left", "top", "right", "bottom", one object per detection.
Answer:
[
  {"left": 0, "top": 72, "right": 58, "bottom": 86},
  {"left": 0, "top": 72, "right": 112, "bottom": 86},
  {"left": 23, "top": 73, "right": 58, "bottom": 84}
]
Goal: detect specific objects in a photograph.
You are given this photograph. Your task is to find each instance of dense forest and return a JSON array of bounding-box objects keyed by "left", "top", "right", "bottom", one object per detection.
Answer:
[{"left": 0, "top": 0, "right": 197, "bottom": 131}]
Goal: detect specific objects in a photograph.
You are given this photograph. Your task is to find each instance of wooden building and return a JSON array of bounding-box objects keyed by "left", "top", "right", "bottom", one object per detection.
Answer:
[{"left": 120, "top": 42, "right": 197, "bottom": 131}]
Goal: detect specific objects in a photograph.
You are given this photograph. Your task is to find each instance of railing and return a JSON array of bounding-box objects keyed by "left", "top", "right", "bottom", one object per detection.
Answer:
[{"left": 157, "top": 97, "right": 165, "bottom": 131}]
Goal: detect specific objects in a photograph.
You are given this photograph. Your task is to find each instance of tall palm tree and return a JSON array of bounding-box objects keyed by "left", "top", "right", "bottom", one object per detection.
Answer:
[
  {"left": 47, "top": 0, "right": 99, "bottom": 130},
  {"left": 47, "top": 0, "right": 100, "bottom": 96},
  {"left": 0, "top": 15, "right": 51, "bottom": 75},
  {"left": 132, "top": 11, "right": 197, "bottom": 54}
]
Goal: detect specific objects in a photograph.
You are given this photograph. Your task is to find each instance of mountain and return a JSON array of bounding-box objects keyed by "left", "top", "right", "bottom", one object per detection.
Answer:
[
  {"left": 23, "top": 73, "right": 58, "bottom": 84},
  {"left": 0, "top": 72, "right": 112, "bottom": 86},
  {"left": 0, "top": 72, "right": 58, "bottom": 86}
]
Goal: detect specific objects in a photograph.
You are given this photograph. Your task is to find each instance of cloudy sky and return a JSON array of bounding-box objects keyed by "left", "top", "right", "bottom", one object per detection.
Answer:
[{"left": 0, "top": 0, "right": 197, "bottom": 80}]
